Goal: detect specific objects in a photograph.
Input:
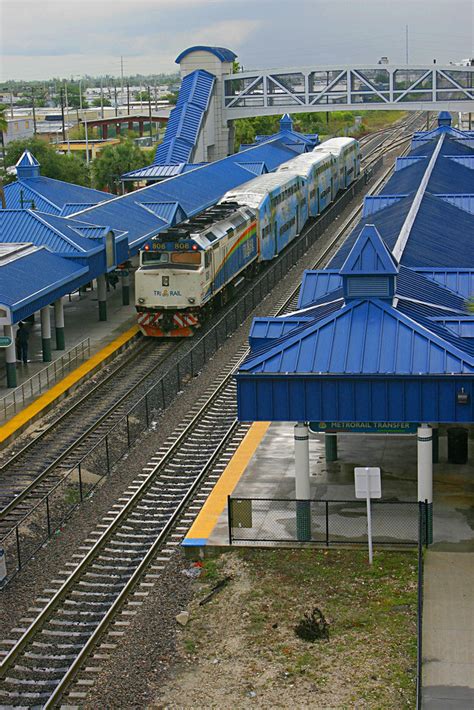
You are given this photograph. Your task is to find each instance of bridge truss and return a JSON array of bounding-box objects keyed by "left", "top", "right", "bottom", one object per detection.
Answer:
[{"left": 224, "top": 66, "right": 474, "bottom": 118}]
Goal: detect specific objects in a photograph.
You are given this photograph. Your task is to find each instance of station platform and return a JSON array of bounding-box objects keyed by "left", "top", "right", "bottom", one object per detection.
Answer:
[
  {"left": 183, "top": 422, "right": 474, "bottom": 551},
  {"left": 0, "top": 282, "right": 139, "bottom": 444}
]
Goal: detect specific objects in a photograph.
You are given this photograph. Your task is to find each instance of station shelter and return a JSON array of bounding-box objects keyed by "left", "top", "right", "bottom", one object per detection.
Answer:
[{"left": 237, "top": 225, "right": 474, "bottom": 543}]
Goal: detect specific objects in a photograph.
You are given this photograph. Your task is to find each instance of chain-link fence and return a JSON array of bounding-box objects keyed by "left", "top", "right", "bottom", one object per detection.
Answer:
[{"left": 229, "top": 496, "right": 424, "bottom": 547}]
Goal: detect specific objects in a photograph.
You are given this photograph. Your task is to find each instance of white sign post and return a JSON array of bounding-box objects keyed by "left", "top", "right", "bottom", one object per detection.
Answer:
[{"left": 354, "top": 467, "right": 382, "bottom": 565}]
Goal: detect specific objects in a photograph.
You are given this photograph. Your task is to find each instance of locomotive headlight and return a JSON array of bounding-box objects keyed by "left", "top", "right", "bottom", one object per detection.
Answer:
[
  {"left": 188, "top": 297, "right": 195, "bottom": 304},
  {"left": 162, "top": 276, "right": 169, "bottom": 286},
  {"left": 138, "top": 297, "right": 145, "bottom": 304}
]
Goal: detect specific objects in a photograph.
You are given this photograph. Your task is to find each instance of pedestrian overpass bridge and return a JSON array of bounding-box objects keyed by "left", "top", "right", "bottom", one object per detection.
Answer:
[
  {"left": 223, "top": 65, "right": 474, "bottom": 119},
  {"left": 160, "top": 46, "right": 474, "bottom": 163}
]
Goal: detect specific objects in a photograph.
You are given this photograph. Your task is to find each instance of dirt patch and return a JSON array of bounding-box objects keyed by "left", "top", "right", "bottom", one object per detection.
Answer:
[{"left": 150, "top": 549, "right": 417, "bottom": 709}]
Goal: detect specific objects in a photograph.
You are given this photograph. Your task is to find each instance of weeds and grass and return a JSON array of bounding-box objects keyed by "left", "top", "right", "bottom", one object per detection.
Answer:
[{"left": 191, "top": 548, "right": 417, "bottom": 707}]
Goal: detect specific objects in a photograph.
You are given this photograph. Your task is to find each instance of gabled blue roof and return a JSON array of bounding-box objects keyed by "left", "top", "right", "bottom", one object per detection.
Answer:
[
  {"left": 3, "top": 176, "right": 111, "bottom": 215},
  {"left": 122, "top": 163, "right": 207, "bottom": 180},
  {"left": 239, "top": 298, "right": 474, "bottom": 375},
  {"left": 138, "top": 201, "right": 187, "bottom": 225},
  {"left": 175, "top": 46, "right": 237, "bottom": 64},
  {"left": 235, "top": 161, "right": 268, "bottom": 176},
  {"left": 0, "top": 245, "right": 89, "bottom": 324},
  {"left": 298, "top": 270, "right": 343, "bottom": 308},
  {"left": 16, "top": 150, "right": 40, "bottom": 168},
  {"left": 340, "top": 224, "right": 398, "bottom": 276},
  {"left": 0, "top": 210, "right": 103, "bottom": 255},
  {"left": 60, "top": 202, "right": 101, "bottom": 216}
]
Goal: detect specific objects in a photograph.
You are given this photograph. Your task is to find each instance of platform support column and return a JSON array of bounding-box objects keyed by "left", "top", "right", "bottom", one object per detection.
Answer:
[
  {"left": 97, "top": 275, "right": 107, "bottom": 321},
  {"left": 54, "top": 298, "right": 65, "bottom": 350},
  {"left": 325, "top": 434, "right": 338, "bottom": 462},
  {"left": 431, "top": 425, "right": 439, "bottom": 464},
  {"left": 40, "top": 307, "right": 52, "bottom": 362},
  {"left": 4, "top": 325, "right": 17, "bottom": 388},
  {"left": 121, "top": 269, "right": 130, "bottom": 306},
  {"left": 417, "top": 425, "right": 433, "bottom": 545},
  {"left": 294, "top": 422, "right": 311, "bottom": 542}
]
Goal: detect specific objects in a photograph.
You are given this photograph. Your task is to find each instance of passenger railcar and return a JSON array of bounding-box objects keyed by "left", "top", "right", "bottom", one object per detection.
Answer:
[{"left": 135, "top": 136, "right": 360, "bottom": 337}]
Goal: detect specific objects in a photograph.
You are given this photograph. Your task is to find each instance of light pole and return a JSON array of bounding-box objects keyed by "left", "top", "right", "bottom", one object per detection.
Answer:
[{"left": 79, "top": 78, "right": 90, "bottom": 165}]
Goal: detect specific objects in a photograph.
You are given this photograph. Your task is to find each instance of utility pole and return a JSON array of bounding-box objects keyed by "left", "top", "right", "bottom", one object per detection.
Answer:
[
  {"left": 64, "top": 81, "right": 71, "bottom": 154},
  {"left": 127, "top": 82, "right": 130, "bottom": 114},
  {"left": 79, "top": 78, "right": 90, "bottom": 166},
  {"left": 30, "top": 88, "right": 37, "bottom": 134},
  {"left": 60, "top": 87, "right": 66, "bottom": 141},
  {"left": 148, "top": 86, "right": 153, "bottom": 141},
  {"left": 9, "top": 93, "right": 14, "bottom": 119},
  {"left": 100, "top": 76, "right": 104, "bottom": 119},
  {"left": 114, "top": 82, "right": 118, "bottom": 117},
  {"left": 154, "top": 79, "right": 157, "bottom": 110},
  {"left": 405, "top": 24, "right": 409, "bottom": 65},
  {"left": 120, "top": 56, "right": 124, "bottom": 107}
]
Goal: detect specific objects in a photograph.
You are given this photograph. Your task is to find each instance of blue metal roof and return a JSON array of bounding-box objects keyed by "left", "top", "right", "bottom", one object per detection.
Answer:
[
  {"left": 0, "top": 245, "right": 89, "bottom": 324},
  {"left": 138, "top": 201, "right": 187, "bottom": 225},
  {"left": 381, "top": 153, "right": 474, "bottom": 195},
  {"left": 234, "top": 162, "right": 268, "bottom": 177},
  {"left": 330, "top": 193, "right": 474, "bottom": 269},
  {"left": 298, "top": 271, "right": 343, "bottom": 308},
  {"left": 0, "top": 210, "right": 103, "bottom": 255},
  {"left": 394, "top": 156, "right": 427, "bottom": 172},
  {"left": 16, "top": 150, "right": 40, "bottom": 168},
  {"left": 413, "top": 268, "right": 474, "bottom": 299},
  {"left": 362, "top": 195, "right": 406, "bottom": 217},
  {"left": 153, "top": 70, "right": 215, "bottom": 166},
  {"left": 60, "top": 202, "right": 102, "bottom": 216},
  {"left": 239, "top": 299, "right": 473, "bottom": 375},
  {"left": 437, "top": 194, "right": 474, "bottom": 215},
  {"left": 121, "top": 162, "right": 207, "bottom": 180},
  {"left": 175, "top": 46, "right": 237, "bottom": 64},
  {"left": 3, "top": 175, "right": 111, "bottom": 215}
]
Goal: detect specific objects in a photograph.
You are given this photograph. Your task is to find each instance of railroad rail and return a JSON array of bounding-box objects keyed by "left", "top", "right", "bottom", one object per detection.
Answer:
[
  {"left": 0, "top": 339, "right": 180, "bottom": 535},
  {"left": 0, "top": 112, "right": 430, "bottom": 707}
]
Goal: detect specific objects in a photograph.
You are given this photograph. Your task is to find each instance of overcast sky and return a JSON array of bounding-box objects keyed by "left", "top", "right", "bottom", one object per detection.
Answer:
[{"left": 1, "top": 0, "right": 473, "bottom": 81}]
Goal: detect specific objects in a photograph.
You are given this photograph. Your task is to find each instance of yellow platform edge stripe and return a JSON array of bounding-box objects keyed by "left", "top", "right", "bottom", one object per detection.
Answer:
[
  {"left": 184, "top": 421, "right": 270, "bottom": 543},
  {"left": 0, "top": 325, "right": 139, "bottom": 444}
]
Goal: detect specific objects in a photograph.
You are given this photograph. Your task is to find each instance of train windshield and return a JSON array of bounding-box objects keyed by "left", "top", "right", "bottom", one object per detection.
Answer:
[
  {"left": 170, "top": 252, "right": 201, "bottom": 266},
  {"left": 142, "top": 251, "right": 170, "bottom": 265}
]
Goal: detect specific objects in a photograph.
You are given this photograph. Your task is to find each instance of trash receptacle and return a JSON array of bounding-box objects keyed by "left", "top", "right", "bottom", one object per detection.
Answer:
[{"left": 447, "top": 427, "right": 468, "bottom": 464}]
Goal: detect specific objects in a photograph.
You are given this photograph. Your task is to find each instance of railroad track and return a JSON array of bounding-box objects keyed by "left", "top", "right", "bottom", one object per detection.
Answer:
[
  {"left": 0, "top": 113, "right": 429, "bottom": 707},
  {"left": 0, "top": 339, "right": 180, "bottom": 536}
]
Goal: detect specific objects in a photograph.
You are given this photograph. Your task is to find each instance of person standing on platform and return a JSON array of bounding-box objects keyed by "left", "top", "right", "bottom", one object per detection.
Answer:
[{"left": 16, "top": 322, "right": 30, "bottom": 365}]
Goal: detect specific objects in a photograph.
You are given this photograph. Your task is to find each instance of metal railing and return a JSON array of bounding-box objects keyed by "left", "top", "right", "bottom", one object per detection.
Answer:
[
  {"left": 0, "top": 338, "right": 91, "bottom": 421},
  {"left": 0, "top": 165, "right": 376, "bottom": 584},
  {"left": 228, "top": 496, "right": 426, "bottom": 547}
]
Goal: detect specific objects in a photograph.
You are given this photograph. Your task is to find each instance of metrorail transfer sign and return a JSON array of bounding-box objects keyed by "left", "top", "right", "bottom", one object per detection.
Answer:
[{"left": 308, "top": 422, "right": 418, "bottom": 434}]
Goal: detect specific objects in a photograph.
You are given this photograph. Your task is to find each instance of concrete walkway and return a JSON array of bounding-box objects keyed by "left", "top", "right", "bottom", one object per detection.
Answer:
[{"left": 422, "top": 551, "right": 474, "bottom": 708}]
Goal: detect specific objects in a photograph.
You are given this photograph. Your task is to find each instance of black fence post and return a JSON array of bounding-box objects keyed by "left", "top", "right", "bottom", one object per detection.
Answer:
[
  {"left": 46, "top": 496, "right": 51, "bottom": 537},
  {"left": 78, "top": 463, "right": 83, "bottom": 502},
  {"left": 227, "top": 495, "right": 233, "bottom": 544},
  {"left": 16, "top": 526, "right": 21, "bottom": 571},
  {"left": 105, "top": 436, "right": 110, "bottom": 474},
  {"left": 325, "top": 501, "right": 329, "bottom": 546},
  {"left": 145, "top": 394, "right": 150, "bottom": 428}
]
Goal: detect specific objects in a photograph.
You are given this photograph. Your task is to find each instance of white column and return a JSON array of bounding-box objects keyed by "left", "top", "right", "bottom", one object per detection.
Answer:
[
  {"left": 417, "top": 424, "right": 433, "bottom": 544},
  {"left": 294, "top": 422, "right": 310, "bottom": 499},
  {"left": 40, "top": 306, "right": 52, "bottom": 362},
  {"left": 54, "top": 298, "right": 65, "bottom": 350},
  {"left": 294, "top": 422, "right": 311, "bottom": 541}
]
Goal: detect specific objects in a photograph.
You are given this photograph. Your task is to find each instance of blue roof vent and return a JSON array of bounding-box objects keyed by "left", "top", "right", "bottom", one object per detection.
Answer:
[
  {"left": 438, "top": 111, "right": 452, "bottom": 127},
  {"left": 16, "top": 150, "right": 40, "bottom": 179},
  {"left": 340, "top": 224, "right": 398, "bottom": 301},
  {"left": 279, "top": 114, "right": 293, "bottom": 132}
]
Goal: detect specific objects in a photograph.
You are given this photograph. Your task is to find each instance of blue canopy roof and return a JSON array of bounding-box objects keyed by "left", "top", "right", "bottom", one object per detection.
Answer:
[
  {"left": 175, "top": 46, "right": 237, "bottom": 64},
  {"left": 3, "top": 175, "right": 111, "bottom": 215},
  {"left": 0, "top": 244, "right": 89, "bottom": 324}
]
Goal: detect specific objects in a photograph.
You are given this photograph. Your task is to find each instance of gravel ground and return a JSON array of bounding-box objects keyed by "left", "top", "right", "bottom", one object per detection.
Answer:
[{"left": 0, "top": 153, "right": 396, "bottom": 699}]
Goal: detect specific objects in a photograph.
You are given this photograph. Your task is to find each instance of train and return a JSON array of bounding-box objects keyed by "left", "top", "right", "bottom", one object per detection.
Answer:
[{"left": 135, "top": 137, "right": 360, "bottom": 337}]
